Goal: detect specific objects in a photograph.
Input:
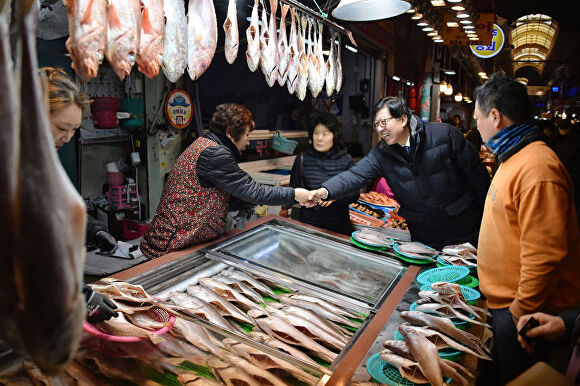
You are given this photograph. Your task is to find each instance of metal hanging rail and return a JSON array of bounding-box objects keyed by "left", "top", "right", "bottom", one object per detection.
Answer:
[{"left": 278, "top": 0, "right": 358, "bottom": 46}]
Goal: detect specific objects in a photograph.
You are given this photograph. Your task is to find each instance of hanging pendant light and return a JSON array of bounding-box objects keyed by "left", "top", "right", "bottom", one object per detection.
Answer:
[
  {"left": 332, "top": 0, "right": 411, "bottom": 21},
  {"left": 454, "top": 92, "right": 463, "bottom": 102},
  {"left": 440, "top": 80, "right": 448, "bottom": 94}
]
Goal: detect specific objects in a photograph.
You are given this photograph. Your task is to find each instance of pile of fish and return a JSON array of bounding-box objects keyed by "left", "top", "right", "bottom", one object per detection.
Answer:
[
  {"left": 0, "top": 0, "right": 87, "bottom": 374},
  {"left": 246, "top": 0, "right": 343, "bottom": 100},
  {"left": 396, "top": 241, "right": 438, "bottom": 259},
  {"left": 168, "top": 267, "right": 364, "bottom": 369},
  {"left": 439, "top": 243, "right": 478, "bottom": 268},
  {"left": 64, "top": 0, "right": 220, "bottom": 82}
]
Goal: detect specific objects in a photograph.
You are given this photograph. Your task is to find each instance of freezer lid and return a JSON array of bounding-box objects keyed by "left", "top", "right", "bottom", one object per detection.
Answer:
[{"left": 206, "top": 220, "right": 406, "bottom": 309}]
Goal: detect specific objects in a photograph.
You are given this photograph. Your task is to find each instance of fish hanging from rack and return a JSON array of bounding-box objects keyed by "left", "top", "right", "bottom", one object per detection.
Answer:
[
  {"left": 335, "top": 33, "right": 343, "bottom": 92},
  {"left": 285, "top": 7, "right": 298, "bottom": 94},
  {"left": 63, "top": 0, "right": 107, "bottom": 83},
  {"left": 295, "top": 14, "right": 309, "bottom": 101},
  {"left": 259, "top": 0, "right": 278, "bottom": 87},
  {"left": 223, "top": 0, "right": 238, "bottom": 64},
  {"left": 245, "top": 0, "right": 260, "bottom": 71},
  {"left": 0, "top": 0, "right": 88, "bottom": 373},
  {"left": 325, "top": 31, "right": 337, "bottom": 96},
  {"left": 137, "top": 0, "right": 165, "bottom": 79},
  {"left": 105, "top": 0, "right": 140, "bottom": 80},
  {"left": 276, "top": 3, "right": 289, "bottom": 86},
  {"left": 161, "top": 0, "right": 187, "bottom": 82},
  {"left": 306, "top": 17, "right": 318, "bottom": 96},
  {"left": 186, "top": 0, "right": 217, "bottom": 81}
]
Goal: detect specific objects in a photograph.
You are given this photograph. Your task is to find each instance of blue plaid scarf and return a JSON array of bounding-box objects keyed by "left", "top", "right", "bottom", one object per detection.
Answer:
[{"left": 485, "top": 120, "right": 536, "bottom": 157}]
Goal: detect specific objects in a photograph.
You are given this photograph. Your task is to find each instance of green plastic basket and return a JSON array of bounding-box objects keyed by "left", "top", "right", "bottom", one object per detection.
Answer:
[
  {"left": 272, "top": 131, "right": 298, "bottom": 155},
  {"left": 416, "top": 266, "right": 470, "bottom": 286},
  {"left": 455, "top": 275, "right": 480, "bottom": 288},
  {"left": 366, "top": 353, "right": 417, "bottom": 385}
]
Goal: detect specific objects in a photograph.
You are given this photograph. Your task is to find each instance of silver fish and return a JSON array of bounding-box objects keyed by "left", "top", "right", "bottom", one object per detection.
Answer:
[
  {"left": 187, "top": 285, "right": 254, "bottom": 325},
  {"left": 105, "top": 0, "right": 140, "bottom": 80},
  {"left": 199, "top": 277, "right": 261, "bottom": 311},
  {"left": 63, "top": 0, "right": 107, "bottom": 82},
  {"left": 295, "top": 15, "right": 309, "bottom": 100},
  {"left": 259, "top": 0, "right": 278, "bottom": 86},
  {"left": 248, "top": 309, "right": 337, "bottom": 363},
  {"left": 278, "top": 294, "right": 360, "bottom": 329},
  {"left": 418, "top": 290, "right": 488, "bottom": 320},
  {"left": 335, "top": 34, "right": 342, "bottom": 92},
  {"left": 99, "top": 313, "right": 165, "bottom": 344},
  {"left": 325, "top": 31, "right": 336, "bottom": 96},
  {"left": 399, "top": 325, "right": 444, "bottom": 386},
  {"left": 249, "top": 331, "right": 321, "bottom": 368},
  {"left": 157, "top": 334, "right": 209, "bottom": 366},
  {"left": 306, "top": 18, "right": 318, "bottom": 96},
  {"left": 212, "top": 274, "right": 264, "bottom": 304},
  {"left": 187, "top": 0, "right": 217, "bottom": 80},
  {"left": 170, "top": 317, "right": 225, "bottom": 356},
  {"left": 169, "top": 291, "right": 238, "bottom": 333},
  {"left": 138, "top": 0, "right": 164, "bottom": 79},
  {"left": 161, "top": 0, "right": 187, "bottom": 82},
  {"left": 223, "top": 0, "right": 238, "bottom": 64},
  {"left": 281, "top": 293, "right": 362, "bottom": 319},
  {"left": 414, "top": 302, "right": 490, "bottom": 327},
  {"left": 245, "top": 0, "right": 260, "bottom": 72},
  {"left": 314, "top": 21, "right": 326, "bottom": 96},
  {"left": 7, "top": 0, "right": 87, "bottom": 373},
  {"left": 276, "top": 3, "right": 289, "bottom": 86},
  {"left": 285, "top": 7, "right": 298, "bottom": 94},
  {"left": 222, "top": 269, "right": 278, "bottom": 299}
]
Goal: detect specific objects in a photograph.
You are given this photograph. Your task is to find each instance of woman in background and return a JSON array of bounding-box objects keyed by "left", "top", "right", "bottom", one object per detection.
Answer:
[{"left": 288, "top": 111, "right": 357, "bottom": 235}]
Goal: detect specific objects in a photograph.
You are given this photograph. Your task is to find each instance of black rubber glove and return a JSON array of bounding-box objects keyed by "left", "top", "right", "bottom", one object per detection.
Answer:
[
  {"left": 94, "top": 230, "right": 118, "bottom": 254},
  {"left": 83, "top": 285, "right": 118, "bottom": 324}
]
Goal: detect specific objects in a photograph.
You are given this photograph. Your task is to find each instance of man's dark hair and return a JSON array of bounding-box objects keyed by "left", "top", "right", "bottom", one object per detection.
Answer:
[
  {"left": 373, "top": 97, "right": 412, "bottom": 122},
  {"left": 474, "top": 72, "right": 531, "bottom": 124},
  {"left": 308, "top": 111, "right": 342, "bottom": 145}
]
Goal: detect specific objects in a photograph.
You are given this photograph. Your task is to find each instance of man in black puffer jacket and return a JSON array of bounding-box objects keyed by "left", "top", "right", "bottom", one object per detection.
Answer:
[{"left": 309, "top": 97, "right": 490, "bottom": 250}]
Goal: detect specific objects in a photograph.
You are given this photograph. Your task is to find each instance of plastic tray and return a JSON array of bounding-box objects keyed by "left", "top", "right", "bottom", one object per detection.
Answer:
[
  {"left": 366, "top": 352, "right": 418, "bottom": 385},
  {"left": 416, "top": 266, "right": 470, "bottom": 286},
  {"left": 393, "top": 243, "right": 438, "bottom": 260},
  {"left": 394, "top": 250, "right": 435, "bottom": 265},
  {"left": 392, "top": 329, "right": 465, "bottom": 361},
  {"left": 419, "top": 283, "right": 481, "bottom": 303}
]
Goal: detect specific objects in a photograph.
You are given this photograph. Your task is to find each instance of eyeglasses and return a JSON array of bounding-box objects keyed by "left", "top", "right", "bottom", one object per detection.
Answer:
[{"left": 374, "top": 117, "right": 396, "bottom": 129}]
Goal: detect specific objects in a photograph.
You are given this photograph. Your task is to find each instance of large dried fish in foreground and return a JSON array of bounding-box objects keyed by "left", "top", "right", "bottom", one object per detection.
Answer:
[
  {"left": 138, "top": 0, "right": 165, "bottom": 79},
  {"left": 105, "top": 0, "right": 140, "bottom": 80},
  {"left": 169, "top": 291, "right": 238, "bottom": 333},
  {"left": 99, "top": 313, "right": 165, "bottom": 344},
  {"left": 399, "top": 325, "right": 444, "bottom": 386},
  {"left": 187, "top": 0, "right": 217, "bottom": 80},
  {"left": 285, "top": 7, "right": 299, "bottom": 94},
  {"left": 3, "top": 0, "right": 87, "bottom": 373},
  {"left": 171, "top": 318, "right": 225, "bottom": 356},
  {"left": 222, "top": 353, "right": 288, "bottom": 385},
  {"left": 63, "top": 0, "right": 107, "bottom": 82},
  {"left": 245, "top": 0, "right": 260, "bottom": 71},
  {"left": 161, "top": 0, "right": 187, "bottom": 82},
  {"left": 380, "top": 349, "right": 429, "bottom": 384},
  {"left": 223, "top": 0, "right": 238, "bottom": 64}
]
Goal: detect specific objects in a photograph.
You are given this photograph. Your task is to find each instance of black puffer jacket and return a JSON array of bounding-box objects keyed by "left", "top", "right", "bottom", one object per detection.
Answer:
[
  {"left": 322, "top": 116, "right": 490, "bottom": 249},
  {"left": 289, "top": 143, "right": 357, "bottom": 235},
  {"left": 197, "top": 132, "right": 295, "bottom": 206}
]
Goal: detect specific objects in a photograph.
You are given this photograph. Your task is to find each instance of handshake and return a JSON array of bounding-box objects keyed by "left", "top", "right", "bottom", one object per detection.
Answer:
[{"left": 293, "top": 188, "right": 335, "bottom": 208}]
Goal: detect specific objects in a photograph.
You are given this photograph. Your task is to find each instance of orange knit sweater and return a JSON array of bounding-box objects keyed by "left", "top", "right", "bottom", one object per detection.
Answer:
[{"left": 478, "top": 141, "right": 580, "bottom": 319}]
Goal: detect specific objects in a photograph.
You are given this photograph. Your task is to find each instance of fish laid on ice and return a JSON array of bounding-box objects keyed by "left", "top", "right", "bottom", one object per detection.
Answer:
[
  {"left": 199, "top": 277, "right": 261, "bottom": 311},
  {"left": 170, "top": 318, "right": 225, "bottom": 356},
  {"left": 245, "top": 0, "right": 260, "bottom": 72},
  {"left": 98, "top": 313, "right": 165, "bottom": 344},
  {"left": 223, "top": 338, "right": 318, "bottom": 385},
  {"left": 105, "top": 0, "right": 140, "bottom": 80},
  {"left": 335, "top": 34, "right": 343, "bottom": 92},
  {"left": 295, "top": 15, "right": 309, "bottom": 101},
  {"left": 169, "top": 291, "right": 238, "bottom": 333},
  {"left": 222, "top": 353, "right": 288, "bottom": 386},
  {"left": 63, "top": 0, "right": 107, "bottom": 83},
  {"left": 187, "top": 0, "right": 217, "bottom": 81},
  {"left": 259, "top": 0, "right": 278, "bottom": 86},
  {"left": 137, "top": 0, "right": 164, "bottom": 79},
  {"left": 223, "top": 0, "right": 238, "bottom": 64},
  {"left": 398, "top": 325, "right": 444, "bottom": 386},
  {"left": 2, "top": 0, "right": 87, "bottom": 373},
  {"left": 222, "top": 269, "right": 278, "bottom": 299},
  {"left": 212, "top": 274, "right": 264, "bottom": 303},
  {"left": 285, "top": 7, "right": 298, "bottom": 94},
  {"left": 249, "top": 331, "right": 321, "bottom": 368},
  {"left": 276, "top": 3, "right": 289, "bottom": 86},
  {"left": 325, "top": 31, "right": 336, "bottom": 96},
  {"left": 161, "top": 0, "right": 187, "bottom": 82},
  {"left": 248, "top": 309, "right": 337, "bottom": 363},
  {"left": 187, "top": 285, "right": 254, "bottom": 325}
]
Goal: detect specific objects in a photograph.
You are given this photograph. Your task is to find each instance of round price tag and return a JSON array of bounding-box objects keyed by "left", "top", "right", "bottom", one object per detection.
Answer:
[{"left": 165, "top": 90, "right": 193, "bottom": 129}]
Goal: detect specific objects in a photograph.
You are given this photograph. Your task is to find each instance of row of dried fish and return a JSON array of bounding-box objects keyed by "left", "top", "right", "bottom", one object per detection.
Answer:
[
  {"left": 0, "top": 0, "right": 88, "bottom": 374},
  {"left": 439, "top": 242, "right": 478, "bottom": 268},
  {"left": 246, "top": 0, "right": 343, "bottom": 100},
  {"left": 64, "top": 0, "right": 220, "bottom": 82}
]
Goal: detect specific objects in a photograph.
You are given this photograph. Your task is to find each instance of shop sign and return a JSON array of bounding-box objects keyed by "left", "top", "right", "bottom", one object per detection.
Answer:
[
  {"left": 470, "top": 24, "right": 505, "bottom": 59},
  {"left": 442, "top": 13, "right": 494, "bottom": 46},
  {"left": 165, "top": 90, "right": 193, "bottom": 129}
]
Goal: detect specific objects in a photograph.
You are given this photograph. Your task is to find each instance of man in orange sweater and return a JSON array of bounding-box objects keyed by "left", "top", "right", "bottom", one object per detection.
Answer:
[{"left": 475, "top": 72, "right": 580, "bottom": 384}]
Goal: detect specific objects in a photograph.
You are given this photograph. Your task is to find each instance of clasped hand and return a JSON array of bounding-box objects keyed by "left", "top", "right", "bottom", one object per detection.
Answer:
[{"left": 293, "top": 188, "right": 334, "bottom": 208}]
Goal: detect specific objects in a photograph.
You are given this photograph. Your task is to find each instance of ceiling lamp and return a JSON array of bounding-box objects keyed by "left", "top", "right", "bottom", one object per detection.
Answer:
[
  {"left": 427, "top": 31, "right": 438, "bottom": 36},
  {"left": 434, "top": 38, "right": 444, "bottom": 43},
  {"left": 445, "top": 84, "right": 453, "bottom": 95},
  {"left": 454, "top": 92, "right": 463, "bottom": 102},
  {"left": 440, "top": 80, "right": 448, "bottom": 93},
  {"left": 406, "top": 7, "right": 416, "bottom": 13},
  {"left": 460, "top": 20, "right": 472, "bottom": 24},
  {"left": 431, "top": 0, "right": 445, "bottom": 6},
  {"left": 447, "top": 21, "right": 459, "bottom": 27},
  {"left": 457, "top": 12, "right": 470, "bottom": 18},
  {"left": 451, "top": 5, "right": 464, "bottom": 10},
  {"left": 447, "top": 0, "right": 462, "bottom": 3},
  {"left": 417, "top": 21, "right": 429, "bottom": 26},
  {"left": 332, "top": 0, "right": 410, "bottom": 21},
  {"left": 443, "top": 69, "right": 456, "bottom": 75},
  {"left": 411, "top": 12, "right": 423, "bottom": 20},
  {"left": 422, "top": 27, "right": 434, "bottom": 31}
]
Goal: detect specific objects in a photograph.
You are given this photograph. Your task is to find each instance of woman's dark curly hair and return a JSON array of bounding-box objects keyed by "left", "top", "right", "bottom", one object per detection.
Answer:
[
  {"left": 209, "top": 103, "right": 255, "bottom": 141},
  {"left": 308, "top": 111, "right": 342, "bottom": 146}
]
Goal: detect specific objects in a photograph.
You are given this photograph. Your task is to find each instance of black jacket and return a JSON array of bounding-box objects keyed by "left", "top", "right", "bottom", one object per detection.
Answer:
[
  {"left": 197, "top": 132, "right": 295, "bottom": 208},
  {"left": 322, "top": 116, "right": 490, "bottom": 249},
  {"left": 289, "top": 143, "right": 357, "bottom": 235}
]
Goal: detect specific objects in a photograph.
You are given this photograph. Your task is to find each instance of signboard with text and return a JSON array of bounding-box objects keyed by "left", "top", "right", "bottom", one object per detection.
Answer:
[
  {"left": 442, "top": 13, "right": 494, "bottom": 46},
  {"left": 469, "top": 24, "right": 505, "bottom": 58}
]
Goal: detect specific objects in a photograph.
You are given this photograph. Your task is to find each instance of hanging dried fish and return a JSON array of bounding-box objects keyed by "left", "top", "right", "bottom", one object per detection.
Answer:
[
  {"left": 137, "top": 0, "right": 165, "bottom": 79},
  {"left": 335, "top": 34, "right": 343, "bottom": 92},
  {"left": 276, "top": 3, "right": 289, "bottom": 86},
  {"left": 259, "top": 0, "right": 278, "bottom": 86},
  {"left": 161, "top": 0, "right": 187, "bottom": 82},
  {"left": 245, "top": 0, "right": 260, "bottom": 71},
  {"left": 295, "top": 15, "right": 309, "bottom": 100},
  {"left": 187, "top": 0, "right": 217, "bottom": 81},
  {"left": 325, "top": 31, "right": 337, "bottom": 96},
  {"left": 105, "top": 0, "right": 140, "bottom": 80},
  {"left": 285, "top": 7, "right": 299, "bottom": 94},
  {"left": 223, "top": 0, "right": 239, "bottom": 64}
]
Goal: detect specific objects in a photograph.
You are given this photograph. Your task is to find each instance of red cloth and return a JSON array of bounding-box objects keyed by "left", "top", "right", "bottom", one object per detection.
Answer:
[{"left": 372, "top": 178, "right": 395, "bottom": 199}]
